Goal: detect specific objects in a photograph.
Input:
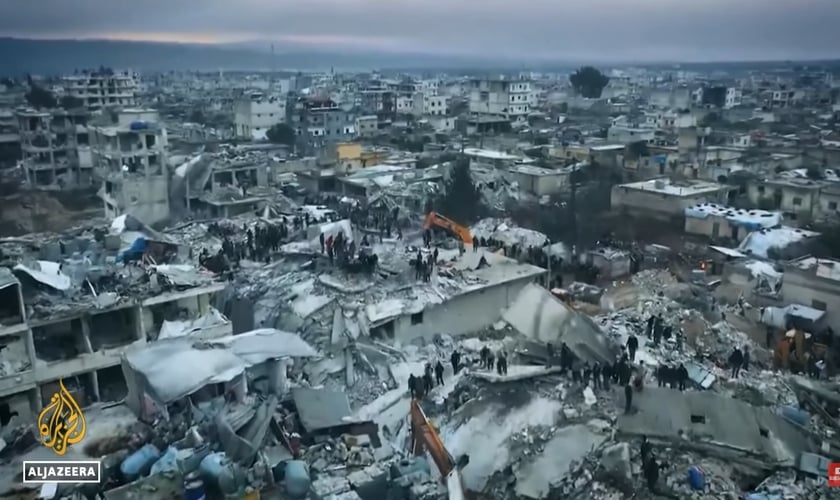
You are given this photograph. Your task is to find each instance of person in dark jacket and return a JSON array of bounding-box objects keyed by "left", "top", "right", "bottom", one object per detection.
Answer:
[
  {"left": 640, "top": 436, "right": 652, "bottom": 464},
  {"left": 626, "top": 335, "right": 639, "bottom": 362},
  {"left": 592, "top": 363, "right": 602, "bottom": 389},
  {"left": 729, "top": 347, "right": 744, "bottom": 378},
  {"left": 602, "top": 363, "right": 611, "bottom": 390},
  {"left": 435, "top": 361, "right": 445, "bottom": 386},
  {"left": 480, "top": 346, "right": 490, "bottom": 368},
  {"left": 560, "top": 343, "right": 572, "bottom": 373},
  {"left": 677, "top": 363, "right": 689, "bottom": 391},
  {"left": 657, "top": 364, "right": 667, "bottom": 387},
  {"left": 450, "top": 350, "right": 461, "bottom": 374},
  {"left": 644, "top": 455, "right": 660, "bottom": 492},
  {"left": 497, "top": 353, "right": 508, "bottom": 375},
  {"left": 423, "top": 371, "right": 433, "bottom": 394},
  {"left": 408, "top": 374, "right": 417, "bottom": 398}
]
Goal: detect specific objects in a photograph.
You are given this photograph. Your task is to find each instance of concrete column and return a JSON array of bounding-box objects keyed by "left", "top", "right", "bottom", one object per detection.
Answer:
[
  {"left": 88, "top": 372, "right": 100, "bottom": 402},
  {"left": 22, "top": 328, "right": 37, "bottom": 368},
  {"left": 133, "top": 306, "right": 146, "bottom": 341},
  {"left": 27, "top": 387, "right": 40, "bottom": 416},
  {"left": 267, "top": 358, "right": 290, "bottom": 396},
  {"left": 80, "top": 316, "right": 94, "bottom": 354}
]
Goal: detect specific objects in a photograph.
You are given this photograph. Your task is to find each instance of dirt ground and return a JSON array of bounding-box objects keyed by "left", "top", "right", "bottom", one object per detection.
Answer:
[{"left": 0, "top": 189, "right": 101, "bottom": 237}]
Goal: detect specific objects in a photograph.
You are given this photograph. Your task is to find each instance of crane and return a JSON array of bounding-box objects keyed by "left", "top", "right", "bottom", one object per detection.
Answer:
[{"left": 409, "top": 399, "right": 468, "bottom": 499}]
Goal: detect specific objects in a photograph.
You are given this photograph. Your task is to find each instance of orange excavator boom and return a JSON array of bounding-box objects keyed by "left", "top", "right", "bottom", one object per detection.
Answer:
[
  {"left": 423, "top": 212, "right": 474, "bottom": 245},
  {"left": 409, "top": 399, "right": 468, "bottom": 499}
]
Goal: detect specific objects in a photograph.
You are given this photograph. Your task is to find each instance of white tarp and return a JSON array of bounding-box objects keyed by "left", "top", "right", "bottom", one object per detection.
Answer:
[
  {"left": 158, "top": 307, "right": 230, "bottom": 340},
  {"left": 13, "top": 261, "right": 71, "bottom": 291},
  {"left": 124, "top": 329, "right": 318, "bottom": 405}
]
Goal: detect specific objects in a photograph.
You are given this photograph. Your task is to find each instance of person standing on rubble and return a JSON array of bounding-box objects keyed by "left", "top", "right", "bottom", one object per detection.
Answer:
[
  {"left": 729, "top": 347, "right": 744, "bottom": 378},
  {"left": 319, "top": 232, "right": 325, "bottom": 254},
  {"left": 601, "top": 363, "right": 611, "bottom": 390},
  {"left": 435, "top": 361, "right": 445, "bottom": 385},
  {"left": 424, "top": 363, "right": 434, "bottom": 387},
  {"left": 656, "top": 364, "right": 667, "bottom": 387},
  {"left": 640, "top": 436, "right": 652, "bottom": 464},
  {"left": 646, "top": 315, "right": 655, "bottom": 337},
  {"left": 626, "top": 334, "right": 639, "bottom": 363},
  {"left": 487, "top": 350, "right": 496, "bottom": 372},
  {"left": 423, "top": 370, "right": 434, "bottom": 394},
  {"left": 643, "top": 454, "right": 660, "bottom": 493},
  {"left": 582, "top": 362, "right": 591, "bottom": 386},
  {"left": 560, "top": 343, "right": 572, "bottom": 374},
  {"left": 592, "top": 363, "right": 601, "bottom": 389},
  {"left": 480, "top": 346, "right": 490, "bottom": 368},
  {"left": 408, "top": 374, "right": 417, "bottom": 398},
  {"left": 677, "top": 363, "right": 688, "bottom": 391},
  {"left": 451, "top": 350, "right": 461, "bottom": 374}
]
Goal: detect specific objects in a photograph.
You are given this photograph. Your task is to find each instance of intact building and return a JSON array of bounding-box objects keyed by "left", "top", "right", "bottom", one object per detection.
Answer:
[
  {"left": 611, "top": 178, "right": 735, "bottom": 221},
  {"left": 233, "top": 92, "right": 286, "bottom": 141},
  {"left": 468, "top": 79, "right": 533, "bottom": 123}
]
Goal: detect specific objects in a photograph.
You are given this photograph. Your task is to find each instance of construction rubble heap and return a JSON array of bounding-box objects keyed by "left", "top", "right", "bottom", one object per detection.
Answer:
[{"left": 1, "top": 209, "right": 840, "bottom": 500}]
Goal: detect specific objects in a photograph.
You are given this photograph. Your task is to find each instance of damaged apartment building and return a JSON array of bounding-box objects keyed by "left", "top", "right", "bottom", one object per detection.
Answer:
[
  {"left": 0, "top": 223, "right": 229, "bottom": 425},
  {"left": 16, "top": 107, "right": 93, "bottom": 188},
  {"left": 92, "top": 108, "right": 170, "bottom": 224}
]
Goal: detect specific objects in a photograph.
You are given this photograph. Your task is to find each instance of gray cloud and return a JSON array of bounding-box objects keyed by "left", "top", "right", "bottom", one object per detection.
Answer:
[{"left": 1, "top": 0, "right": 839, "bottom": 62}]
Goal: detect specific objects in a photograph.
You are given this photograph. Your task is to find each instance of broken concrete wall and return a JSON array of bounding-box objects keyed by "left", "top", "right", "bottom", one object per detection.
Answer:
[
  {"left": 393, "top": 276, "right": 534, "bottom": 342},
  {"left": 503, "top": 284, "right": 615, "bottom": 363}
]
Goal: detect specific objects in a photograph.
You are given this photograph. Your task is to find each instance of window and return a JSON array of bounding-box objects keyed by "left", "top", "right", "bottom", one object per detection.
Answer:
[
  {"left": 812, "top": 300, "right": 827, "bottom": 311},
  {"left": 690, "top": 414, "right": 706, "bottom": 424},
  {"left": 757, "top": 186, "right": 765, "bottom": 194},
  {"left": 793, "top": 197, "right": 803, "bottom": 206},
  {"left": 829, "top": 201, "right": 838, "bottom": 210},
  {"left": 410, "top": 312, "right": 424, "bottom": 325}
]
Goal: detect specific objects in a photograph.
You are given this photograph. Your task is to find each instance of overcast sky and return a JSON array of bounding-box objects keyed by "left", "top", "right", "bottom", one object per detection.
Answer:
[{"left": 2, "top": 0, "right": 839, "bottom": 62}]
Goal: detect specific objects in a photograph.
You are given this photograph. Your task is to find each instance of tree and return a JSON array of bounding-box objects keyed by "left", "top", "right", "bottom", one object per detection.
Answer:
[
  {"left": 569, "top": 66, "right": 610, "bottom": 99},
  {"left": 435, "top": 158, "right": 483, "bottom": 224},
  {"left": 60, "top": 96, "right": 84, "bottom": 109},
  {"left": 266, "top": 123, "right": 296, "bottom": 146},
  {"left": 626, "top": 141, "right": 649, "bottom": 159},
  {"left": 806, "top": 165, "right": 824, "bottom": 180},
  {"left": 189, "top": 110, "right": 206, "bottom": 124}
]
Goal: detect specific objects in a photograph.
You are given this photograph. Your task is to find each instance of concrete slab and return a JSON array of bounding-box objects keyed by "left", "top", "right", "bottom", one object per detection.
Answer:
[
  {"left": 616, "top": 387, "right": 808, "bottom": 465},
  {"left": 514, "top": 424, "right": 607, "bottom": 499}
]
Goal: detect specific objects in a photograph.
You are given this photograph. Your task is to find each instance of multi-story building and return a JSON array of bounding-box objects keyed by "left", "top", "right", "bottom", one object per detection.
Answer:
[
  {"left": 233, "top": 92, "right": 286, "bottom": 140},
  {"left": 0, "top": 258, "right": 228, "bottom": 424},
  {"left": 0, "top": 109, "right": 20, "bottom": 167},
  {"left": 91, "top": 109, "right": 169, "bottom": 224},
  {"left": 420, "top": 94, "right": 449, "bottom": 116},
  {"left": 62, "top": 70, "right": 138, "bottom": 112},
  {"left": 724, "top": 87, "right": 742, "bottom": 109},
  {"left": 288, "top": 96, "right": 355, "bottom": 155},
  {"left": 16, "top": 107, "right": 92, "bottom": 188},
  {"left": 468, "top": 79, "right": 533, "bottom": 123}
]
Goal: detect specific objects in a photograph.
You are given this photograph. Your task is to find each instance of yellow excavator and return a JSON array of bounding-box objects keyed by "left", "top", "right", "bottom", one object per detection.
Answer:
[
  {"left": 409, "top": 399, "right": 468, "bottom": 499},
  {"left": 423, "top": 212, "right": 474, "bottom": 246}
]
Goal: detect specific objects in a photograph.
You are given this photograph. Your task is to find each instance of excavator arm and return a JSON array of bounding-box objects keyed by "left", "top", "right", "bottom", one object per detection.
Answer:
[
  {"left": 423, "top": 212, "right": 474, "bottom": 246},
  {"left": 409, "top": 399, "right": 467, "bottom": 499}
]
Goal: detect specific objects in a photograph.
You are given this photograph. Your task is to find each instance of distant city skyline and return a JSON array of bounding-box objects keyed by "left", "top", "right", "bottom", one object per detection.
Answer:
[{"left": 2, "top": 0, "right": 840, "bottom": 62}]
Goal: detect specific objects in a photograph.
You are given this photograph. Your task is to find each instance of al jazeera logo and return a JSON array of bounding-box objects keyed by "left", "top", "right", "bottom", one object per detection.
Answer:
[{"left": 23, "top": 379, "right": 101, "bottom": 484}]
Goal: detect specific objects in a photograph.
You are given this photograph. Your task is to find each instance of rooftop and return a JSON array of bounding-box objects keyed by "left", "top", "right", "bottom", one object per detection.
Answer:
[
  {"left": 618, "top": 178, "right": 729, "bottom": 197},
  {"left": 788, "top": 256, "right": 840, "bottom": 282},
  {"left": 684, "top": 203, "right": 782, "bottom": 229}
]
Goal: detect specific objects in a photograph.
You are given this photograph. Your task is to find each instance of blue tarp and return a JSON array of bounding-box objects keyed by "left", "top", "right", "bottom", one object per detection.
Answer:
[{"left": 117, "top": 237, "right": 147, "bottom": 263}]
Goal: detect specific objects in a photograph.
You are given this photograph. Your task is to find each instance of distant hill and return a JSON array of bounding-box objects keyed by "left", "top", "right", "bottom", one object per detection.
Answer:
[{"left": 0, "top": 37, "right": 522, "bottom": 76}]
